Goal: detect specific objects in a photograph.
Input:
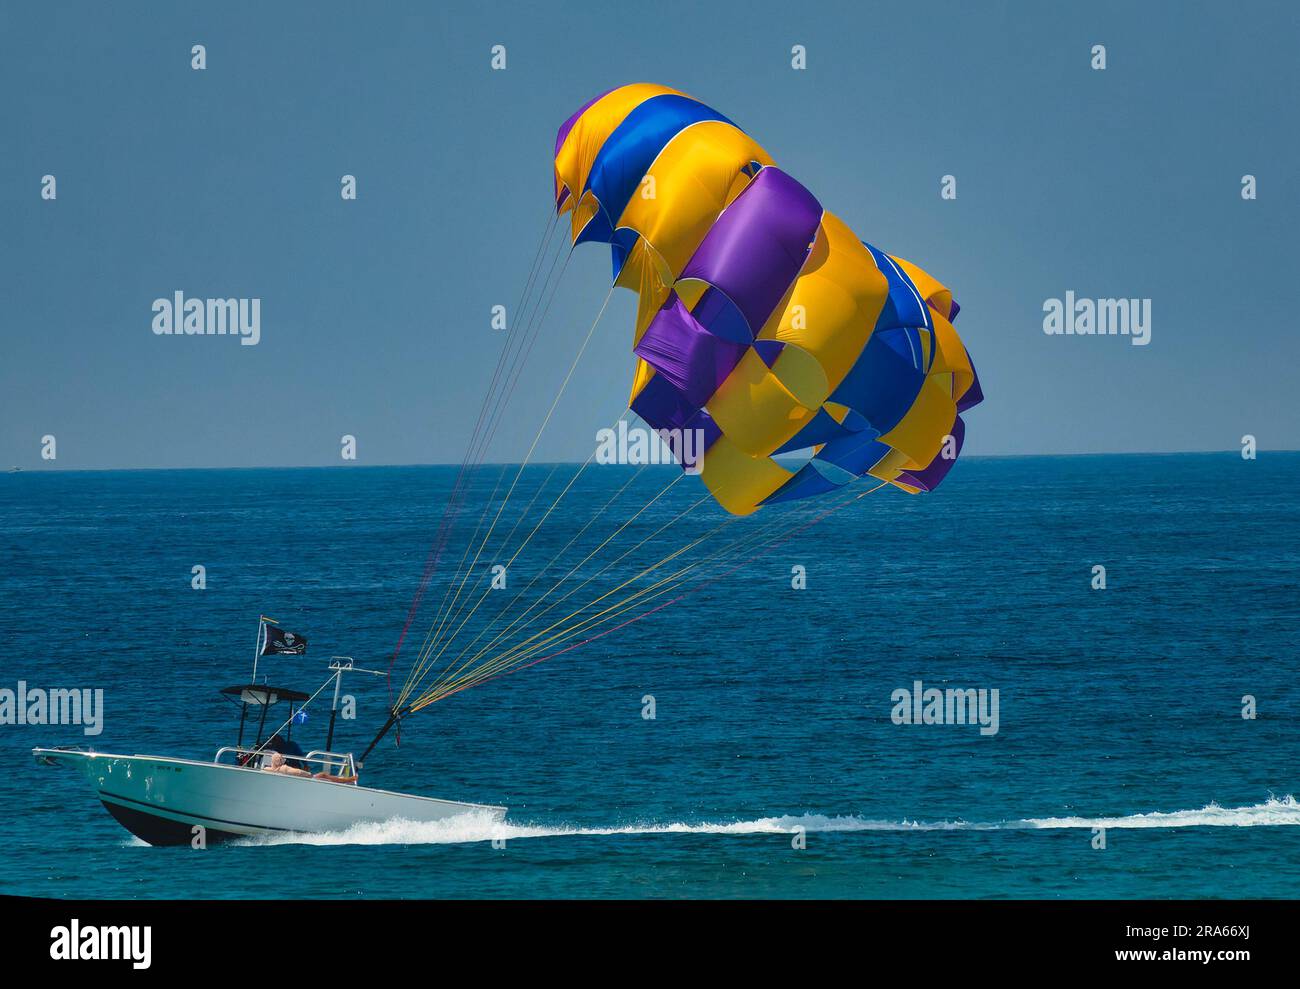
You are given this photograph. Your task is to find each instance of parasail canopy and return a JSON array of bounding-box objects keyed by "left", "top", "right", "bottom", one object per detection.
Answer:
[{"left": 554, "top": 83, "right": 983, "bottom": 515}]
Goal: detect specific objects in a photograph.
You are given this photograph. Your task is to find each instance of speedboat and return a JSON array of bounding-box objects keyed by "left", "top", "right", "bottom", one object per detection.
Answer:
[
  {"left": 34, "top": 621, "right": 506, "bottom": 846},
  {"left": 33, "top": 745, "right": 505, "bottom": 846}
]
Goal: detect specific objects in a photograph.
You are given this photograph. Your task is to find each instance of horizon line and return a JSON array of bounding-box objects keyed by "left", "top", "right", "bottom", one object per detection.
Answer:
[{"left": 5, "top": 448, "right": 1298, "bottom": 474}]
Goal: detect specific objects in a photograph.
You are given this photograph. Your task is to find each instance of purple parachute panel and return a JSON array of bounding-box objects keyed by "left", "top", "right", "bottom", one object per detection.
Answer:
[
  {"left": 680, "top": 167, "right": 822, "bottom": 338},
  {"left": 634, "top": 296, "right": 748, "bottom": 408}
]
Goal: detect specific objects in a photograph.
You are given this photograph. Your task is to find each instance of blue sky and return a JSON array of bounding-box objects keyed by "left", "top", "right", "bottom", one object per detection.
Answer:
[{"left": 2, "top": 0, "right": 1297, "bottom": 468}]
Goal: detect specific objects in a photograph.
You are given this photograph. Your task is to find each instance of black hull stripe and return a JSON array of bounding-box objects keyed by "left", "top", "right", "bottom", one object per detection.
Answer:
[
  {"left": 100, "top": 801, "right": 244, "bottom": 847},
  {"left": 99, "top": 790, "right": 292, "bottom": 833}
]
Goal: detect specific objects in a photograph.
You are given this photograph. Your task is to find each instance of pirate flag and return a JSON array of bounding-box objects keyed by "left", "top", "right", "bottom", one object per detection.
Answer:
[{"left": 261, "top": 624, "right": 308, "bottom": 656}]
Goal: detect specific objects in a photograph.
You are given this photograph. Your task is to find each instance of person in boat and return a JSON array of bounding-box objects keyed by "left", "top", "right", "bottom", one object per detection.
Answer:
[
  {"left": 261, "top": 750, "right": 358, "bottom": 784},
  {"left": 262, "top": 751, "right": 312, "bottom": 777}
]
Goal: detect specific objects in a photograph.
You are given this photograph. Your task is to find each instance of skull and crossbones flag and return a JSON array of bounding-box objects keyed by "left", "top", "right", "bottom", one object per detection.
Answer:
[{"left": 261, "top": 624, "right": 308, "bottom": 656}]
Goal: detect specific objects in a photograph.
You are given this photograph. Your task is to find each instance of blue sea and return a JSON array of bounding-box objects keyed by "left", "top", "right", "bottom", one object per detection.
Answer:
[{"left": 2, "top": 453, "right": 1299, "bottom": 899}]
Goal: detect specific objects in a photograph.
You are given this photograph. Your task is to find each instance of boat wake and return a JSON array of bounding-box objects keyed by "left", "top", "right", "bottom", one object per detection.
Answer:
[{"left": 237, "top": 795, "right": 1300, "bottom": 847}]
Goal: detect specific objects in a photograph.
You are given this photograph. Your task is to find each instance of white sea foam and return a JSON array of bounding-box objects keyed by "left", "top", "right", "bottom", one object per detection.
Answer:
[
  {"left": 1021, "top": 794, "right": 1300, "bottom": 830},
  {"left": 238, "top": 795, "right": 1300, "bottom": 847}
]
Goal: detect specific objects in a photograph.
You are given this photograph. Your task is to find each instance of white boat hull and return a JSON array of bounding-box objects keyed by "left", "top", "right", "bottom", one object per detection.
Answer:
[{"left": 34, "top": 748, "right": 506, "bottom": 846}]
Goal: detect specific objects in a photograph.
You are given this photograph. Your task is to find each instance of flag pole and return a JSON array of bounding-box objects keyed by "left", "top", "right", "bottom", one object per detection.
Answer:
[{"left": 251, "top": 616, "right": 271, "bottom": 684}]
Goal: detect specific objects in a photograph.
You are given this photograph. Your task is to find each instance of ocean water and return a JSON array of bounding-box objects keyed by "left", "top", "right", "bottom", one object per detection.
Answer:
[{"left": 2, "top": 453, "right": 1299, "bottom": 899}]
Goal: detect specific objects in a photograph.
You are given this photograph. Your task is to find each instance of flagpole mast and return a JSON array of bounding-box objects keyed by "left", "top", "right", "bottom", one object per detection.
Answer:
[
  {"left": 251, "top": 616, "right": 269, "bottom": 684},
  {"left": 326, "top": 664, "right": 345, "bottom": 752}
]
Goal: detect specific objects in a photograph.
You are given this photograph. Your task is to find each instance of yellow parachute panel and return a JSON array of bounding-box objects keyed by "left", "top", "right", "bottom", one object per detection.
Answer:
[
  {"left": 757, "top": 212, "right": 890, "bottom": 393},
  {"left": 700, "top": 434, "right": 794, "bottom": 516}
]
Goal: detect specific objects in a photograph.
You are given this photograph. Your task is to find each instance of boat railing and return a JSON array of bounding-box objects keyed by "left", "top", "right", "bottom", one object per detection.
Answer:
[{"left": 214, "top": 746, "right": 357, "bottom": 778}]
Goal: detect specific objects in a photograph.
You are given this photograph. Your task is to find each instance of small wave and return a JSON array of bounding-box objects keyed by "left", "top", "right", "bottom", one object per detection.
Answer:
[{"left": 238, "top": 796, "right": 1300, "bottom": 847}]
